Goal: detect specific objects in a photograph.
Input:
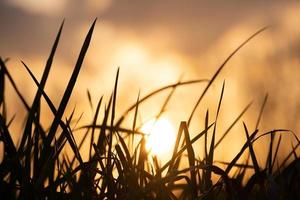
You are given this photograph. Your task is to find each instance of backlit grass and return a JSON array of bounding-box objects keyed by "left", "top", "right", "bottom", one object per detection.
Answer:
[{"left": 0, "top": 19, "right": 300, "bottom": 200}]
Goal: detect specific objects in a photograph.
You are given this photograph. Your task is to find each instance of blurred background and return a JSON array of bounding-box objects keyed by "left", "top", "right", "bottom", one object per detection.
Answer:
[{"left": 1, "top": 0, "right": 300, "bottom": 172}]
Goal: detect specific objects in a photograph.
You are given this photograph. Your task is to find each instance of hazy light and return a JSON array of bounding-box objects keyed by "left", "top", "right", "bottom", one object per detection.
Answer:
[
  {"left": 142, "top": 118, "right": 176, "bottom": 156},
  {"left": 6, "top": 0, "right": 68, "bottom": 16},
  {"left": 86, "top": 0, "right": 113, "bottom": 13},
  {"left": 115, "top": 43, "right": 148, "bottom": 66}
]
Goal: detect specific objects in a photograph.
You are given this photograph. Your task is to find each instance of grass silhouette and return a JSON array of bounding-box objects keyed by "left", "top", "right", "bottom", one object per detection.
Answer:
[{"left": 0, "top": 19, "right": 300, "bottom": 199}]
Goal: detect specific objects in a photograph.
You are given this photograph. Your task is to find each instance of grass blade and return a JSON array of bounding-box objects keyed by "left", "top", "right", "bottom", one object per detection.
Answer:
[
  {"left": 265, "top": 131, "right": 274, "bottom": 173},
  {"left": 214, "top": 101, "right": 252, "bottom": 149},
  {"left": 0, "top": 58, "right": 30, "bottom": 110},
  {"left": 89, "top": 96, "right": 103, "bottom": 159},
  {"left": 19, "top": 20, "right": 64, "bottom": 151},
  {"left": 243, "top": 122, "right": 260, "bottom": 173},
  {"left": 159, "top": 122, "right": 214, "bottom": 174},
  {"left": 115, "top": 79, "right": 209, "bottom": 127},
  {"left": 255, "top": 93, "right": 268, "bottom": 130},
  {"left": 187, "top": 27, "right": 267, "bottom": 126},
  {"left": 181, "top": 121, "right": 197, "bottom": 198},
  {"left": 225, "top": 129, "right": 258, "bottom": 174},
  {"left": 203, "top": 81, "right": 225, "bottom": 190},
  {"left": 271, "top": 135, "right": 282, "bottom": 172},
  {"left": 45, "top": 19, "right": 97, "bottom": 152}
]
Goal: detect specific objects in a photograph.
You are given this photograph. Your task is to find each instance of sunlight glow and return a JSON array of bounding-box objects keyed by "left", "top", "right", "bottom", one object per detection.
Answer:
[
  {"left": 116, "top": 43, "right": 148, "bottom": 65},
  {"left": 141, "top": 118, "right": 176, "bottom": 156}
]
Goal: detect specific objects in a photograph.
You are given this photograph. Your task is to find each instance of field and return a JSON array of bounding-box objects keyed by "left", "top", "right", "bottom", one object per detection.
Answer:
[{"left": 1, "top": 20, "right": 300, "bottom": 200}]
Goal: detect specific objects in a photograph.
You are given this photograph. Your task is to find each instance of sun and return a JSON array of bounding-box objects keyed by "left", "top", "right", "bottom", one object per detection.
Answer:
[{"left": 141, "top": 117, "right": 176, "bottom": 156}]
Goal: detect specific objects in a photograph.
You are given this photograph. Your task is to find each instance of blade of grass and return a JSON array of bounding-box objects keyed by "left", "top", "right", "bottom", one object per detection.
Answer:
[
  {"left": 204, "top": 110, "right": 209, "bottom": 161},
  {"left": 107, "top": 68, "right": 119, "bottom": 169},
  {"left": 167, "top": 118, "right": 185, "bottom": 174},
  {"left": 115, "top": 144, "right": 130, "bottom": 172},
  {"left": 97, "top": 95, "right": 111, "bottom": 155},
  {"left": 253, "top": 129, "right": 291, "bottom": 143},
  {"left": 0, "top": 58, "right": 5, "bottom": 106},
  {"left": 265, "top": 131, "right": 274, "bottom": 173},
  {"left": 0, "top": 114, "right": 23, "bottom": 183},
  {"left": 255, "top": 94, "right": 268, "bottom": 130},
  {"left": 44, "top": 19, "right": 97, "bottom": 156},
  {"left": 181, "top": 121, "right": 197, "bottom": 198},
  {"left": 87, "top": 89, "right": 93, "bottom": 110},
  {"left": 225, "top": 129, "right": 258, "bottom": 174},
  {"left": 0, "top": 58, "right": 30, "bottom": 110},
  {"left": 115, "top": 79, "right": 209, "bottom": 127},
  {"left": 21, "top": 61, "right": 83, "bottom": 164},
  {"left": 79, "top": 124, "right": 146, "bottom": 135},
  {"left": 243, "top": 122, "right": 260, "bottom": 173},
  {"left": 116, "top": 131, "right": 132, "bottom": 168},
  {"left": 0, "top": 114, "right": 17, "bottom": 157},
  {"left": 89, "top": 96, "right": 103, "bottom": 159},
  {"left": 132, "top": 91, "right": 140, "bottom": 133},
  {"left": 205, "top": 81, "right": 225, "bottom": 188},
  {"left": 217, "top": 161, "right": 254, "bottom": 169},
  {"left": 291, "top": 142, "right": 298, "bottom": 159},
  {"left": 19, "top": 20, "right": 64, "bottom": 152},
  {"left": 7, "top": 113, "right": 16, "bottom": 128},
  {"left": 158, "top": 122, "right": 214, "bottom": 174},
  {"left": 279, "top": 142, "right": 300, "bottom": 169},
  {"left": 155, "top": 76, "right": 183, "bottom": 122},
  {"left": 131, "top": 91, "right": 140, "bottom": 153},
  {"left": 271, "top": 135, "right": 282, "bottom": 172},
  {"left": 187, "top": 27, "right": 267, "bottom": 126},
  {"left": 214, "top": 101, "right": 252, "bottom": 149}
]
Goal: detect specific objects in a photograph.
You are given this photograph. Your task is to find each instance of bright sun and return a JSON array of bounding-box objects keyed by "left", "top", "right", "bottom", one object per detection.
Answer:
[{"left": 141, "top": 117, "right": 176, "bottom": 156}]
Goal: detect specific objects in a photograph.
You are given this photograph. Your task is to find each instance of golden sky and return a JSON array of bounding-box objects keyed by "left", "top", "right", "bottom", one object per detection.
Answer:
[{"left": 1, "top": 1, "right": 300, "bottom": 165}]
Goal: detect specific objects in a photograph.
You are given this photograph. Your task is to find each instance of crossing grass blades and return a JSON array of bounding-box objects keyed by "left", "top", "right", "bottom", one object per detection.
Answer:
[{"left": 0, "top": 19, "right": 300, "bottom": 199}]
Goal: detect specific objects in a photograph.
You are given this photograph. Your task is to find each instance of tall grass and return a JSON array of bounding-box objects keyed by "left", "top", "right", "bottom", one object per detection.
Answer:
[{"left": 0, "top": 20, "right": 300, "bottom": 199}]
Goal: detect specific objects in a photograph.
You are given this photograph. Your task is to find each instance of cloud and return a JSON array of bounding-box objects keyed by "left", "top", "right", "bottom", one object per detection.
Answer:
[
  {"left": 5, "top": 0, "right": 69, "bottom": 16},
  {"left": 86, "top": 0, "right": 113, "bottom": 14},
  {"left": 4, "top": 0, "right": 113, "bottom": 17}
]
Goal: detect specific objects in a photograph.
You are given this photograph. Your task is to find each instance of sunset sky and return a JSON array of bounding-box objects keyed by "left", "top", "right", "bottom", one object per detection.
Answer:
[
  {"left": 1, "top": 1, "right": 294, "bottom": 57},
  {"left": 1, "top": 1, "right": 300, "bottom": 162}
]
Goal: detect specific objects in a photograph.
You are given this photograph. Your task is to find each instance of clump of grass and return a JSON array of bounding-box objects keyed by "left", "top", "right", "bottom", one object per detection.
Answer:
[{"left": 1, "top": 19, "right": 300, "bottom": 200}]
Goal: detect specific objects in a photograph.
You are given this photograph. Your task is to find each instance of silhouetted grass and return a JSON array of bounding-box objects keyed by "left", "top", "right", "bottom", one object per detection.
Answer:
[{"left": 0, "top": 20, "right": 300, "bottom": 200}]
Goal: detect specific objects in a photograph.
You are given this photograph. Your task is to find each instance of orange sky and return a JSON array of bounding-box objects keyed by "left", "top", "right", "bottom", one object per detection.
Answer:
[{"left": 1, "top": 1, "right": 300, "bottom": 168}]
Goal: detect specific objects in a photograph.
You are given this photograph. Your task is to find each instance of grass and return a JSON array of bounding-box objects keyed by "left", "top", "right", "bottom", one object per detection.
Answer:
[{"left": 1, "top": 19, "right": 300, "bottom": 199}]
